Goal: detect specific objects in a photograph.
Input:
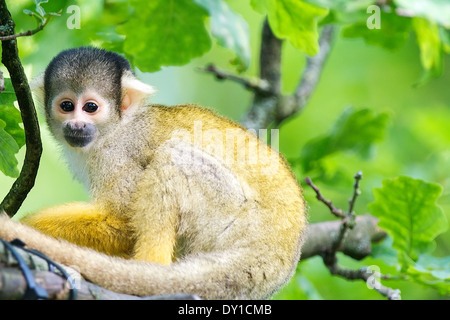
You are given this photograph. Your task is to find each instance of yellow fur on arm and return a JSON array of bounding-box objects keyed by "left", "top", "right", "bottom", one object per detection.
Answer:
[
  {"left": 132, "top": 216, "right": 177, "bottom": 265},
  {"left": 20, "top": 202, "right": 135, "bottom": 258}
]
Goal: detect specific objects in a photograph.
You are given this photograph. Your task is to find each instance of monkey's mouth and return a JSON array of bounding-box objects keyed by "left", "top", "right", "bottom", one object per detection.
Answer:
[
  {"left": 64, "top": 133, "right": 95, "bottom": 148},
  {"left": 63, "top": 122, "right": 96, "bottom": 148}
]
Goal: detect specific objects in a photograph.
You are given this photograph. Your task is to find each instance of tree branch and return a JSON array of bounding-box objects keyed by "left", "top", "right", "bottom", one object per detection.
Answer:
[
  {"left": 240, "top": 23, "right": 334, "bottom": 130},
  {"left": 0, "top": 242, "right": 199, "bottom": 300},
  {"left": 323, "top": 254, "right": 401, "bottom": 300},
  {"left": 347, "top": 171, "right": 363, "bottom": 216},
  {"left": 0, "top": 0, "right": 43, "bottom": 217},
  {"left": 200, "top": 20, "right": 334, "bottom": 132},
  {"left": 305, "top": 174, "right": 401, "bottom": 300},
  {"left": 301, "top": 214, "right": 386, "bottom": 260},
  {"left": 198, "top": 64, "right": 272, "bottom": 95},
  {"left": 0, "top": 22, "right": 46, "bottom": 41},
  {"left": 240, "top": 18, "right": 282, "bottom": 131},
  {"left": 0, "top": 268, "right": 201, "bottom": 300},
  {"left": 0, "top": 212, "right": 386, "bottom": 300},
  {"left": 304, "top": 176, "right": 345, "bottom": 219},
  {"left": 276, "top": 25, "right": 335, "bottom": 125}
]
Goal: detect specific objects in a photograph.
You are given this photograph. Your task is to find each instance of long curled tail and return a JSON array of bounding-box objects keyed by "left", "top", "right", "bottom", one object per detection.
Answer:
[{"left": 0, "top": 216, "right": 301, "bottom": 299}]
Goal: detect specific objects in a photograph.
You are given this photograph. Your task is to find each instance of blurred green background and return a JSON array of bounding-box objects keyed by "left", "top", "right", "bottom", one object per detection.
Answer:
[{"left": 0, "top": 0, "right": 449, "bottom": 299}]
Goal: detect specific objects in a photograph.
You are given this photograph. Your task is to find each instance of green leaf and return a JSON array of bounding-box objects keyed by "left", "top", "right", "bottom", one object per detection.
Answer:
[
  {"left": 439, "top": 27, "right": 450, "bottom": 53},
  {"left": 0, "top": 119, "right": 20, "bottom": 178},
  {"left": 371, "top": 236, "right": 399, "bottom": 267},
  {"left": 23, "top": 9, "right": 35, "bottom": 16},
  {"left": 413, "top": 17, "right": 443, "bottom": 85},
  {"left": 194, "top": 0, "right": 251, "bottom": 71},
  {"left": 0, "top": 78, "right": 23, "bottom": 178},
  {"left": 394, "top": 0, "right": 450, "bottom": 28},
  {"left": 266, "top": 0, "right": 329, "bottom": 56},
  {"left": 116, "top": 0, "right": 212, "bottom": 72},
  {"left": 301, "top": 107, "right": 389, "bottom": 172},
  {"left": 304, "top": 0, "right": 375, "bottom": 12},
  {"left": 34, "top": 0, "right": 48, "bottom": 18},
  {"left": 250, "top": 0, "right": 269, "bottom": 14},
  {"left": 304, "top": 0, "right": 377, "bottom": 25},
  {"left": 0, "top": 78, "right": 25, "bottom": 149},
  {"left": 368, "top": 176, "right": 448, "bottom": 261},
  {"left": 405, "top": 254, "right": 450, "bottom": 295},
  {"left": 342, "top": 11, "right": 412, "bottom": 51}
]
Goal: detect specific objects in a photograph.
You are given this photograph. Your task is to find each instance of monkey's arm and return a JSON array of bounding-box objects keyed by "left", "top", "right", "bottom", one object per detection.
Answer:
[
  {"left": 127, "top": 164, "right": 179, "bottom": 265},
  {"left": 20, "top": 202, "right": 134, "bottom": 258}
]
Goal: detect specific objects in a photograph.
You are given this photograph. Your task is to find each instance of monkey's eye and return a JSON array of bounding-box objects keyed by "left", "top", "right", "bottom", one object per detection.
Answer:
[
  {"left": 60, "top": 101, "right": 75, "bottom": 112},
  {"left": 83, "top": 102, "right": 98, "bottom": 113}
]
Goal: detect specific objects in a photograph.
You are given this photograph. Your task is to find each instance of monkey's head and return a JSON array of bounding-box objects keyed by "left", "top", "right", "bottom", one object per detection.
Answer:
[{"left": 32, "top": 47, "right": 155, "bottom": 149}]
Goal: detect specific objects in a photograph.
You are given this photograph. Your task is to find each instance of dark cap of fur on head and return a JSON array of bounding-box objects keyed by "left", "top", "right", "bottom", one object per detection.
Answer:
[{"left": 44, "top": 47, "right": 132, "bottom": 114}]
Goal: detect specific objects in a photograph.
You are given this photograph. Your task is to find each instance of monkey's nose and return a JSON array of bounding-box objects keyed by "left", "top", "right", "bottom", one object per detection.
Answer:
[{"left": 68, "top": 121, "right": 87, "bottom": 130}]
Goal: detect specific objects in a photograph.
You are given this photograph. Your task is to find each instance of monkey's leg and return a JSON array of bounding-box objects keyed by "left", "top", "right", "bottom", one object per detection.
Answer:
[{"left": 20, "top": 202, "right": 134, "bottom": 257}]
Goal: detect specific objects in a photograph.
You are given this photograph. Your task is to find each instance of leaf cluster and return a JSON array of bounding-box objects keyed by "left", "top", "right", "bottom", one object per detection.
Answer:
[
  {"left": 0, "top": 79, "right": 24, "bottom": 178},
  {"left": 369, "top": 176, "right": 449, "bottom": 294}
]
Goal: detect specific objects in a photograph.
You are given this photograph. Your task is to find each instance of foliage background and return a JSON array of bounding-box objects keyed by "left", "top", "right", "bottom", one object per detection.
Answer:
[{"left": 0, "top": 0, "right": 449, "bottom": 299}]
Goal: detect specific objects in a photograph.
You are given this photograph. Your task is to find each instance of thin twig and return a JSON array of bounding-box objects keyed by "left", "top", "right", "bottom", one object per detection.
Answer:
[
  {"left": 324, "top": 254, "right": 401, "bottom": 300},
  {"left": 330, "top": 172, "right": 363, "bottom": 252},
  {"left": 348, "top": 171, "right": 363, "bottom": 216},
  {"left": 306, "top": 173, "right": 401, "bottom": 300},
  {"left": 304, "top": 177, "right": 345, "bottom": 218},
  {"left": 0, "top": 23, "right": 46, "bottom": 41},
  {"left": 198, "top": 64, "right": 272, "bottom": 95},
  {"left": 330, "top": 173, "right": 362, "bottom": 252}
]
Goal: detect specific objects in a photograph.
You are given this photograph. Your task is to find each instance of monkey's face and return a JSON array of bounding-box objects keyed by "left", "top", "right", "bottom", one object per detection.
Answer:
[{"left": 48, "top": 89, "right": 113, "bottom": 148}]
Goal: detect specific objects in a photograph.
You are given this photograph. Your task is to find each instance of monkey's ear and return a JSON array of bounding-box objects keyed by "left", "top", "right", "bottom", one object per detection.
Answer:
[
  {"left": 121, "top": 73, "right": 156, "bottom": 114},
  {"left": 29, "top": 73, "right": 45, "bottom": 110}
]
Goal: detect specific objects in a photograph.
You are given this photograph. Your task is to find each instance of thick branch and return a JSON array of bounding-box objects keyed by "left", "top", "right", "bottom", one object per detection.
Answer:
[
  {"left": 240, "top": 23, "right": 335, "bottom": 130},
  {"left": 0, "top": 268, "right": 200, "bottom": 300},
  {"left": 301, "top": 214, "right": 386, "bottom": 260},
  {"left": 201, "top": 19, "right": 334, "bottom": 131},
  {"left": 240, "top": 18, "right": 282, "bottom": 131},
  {"left": 0, "top": 0, "right": 42, "bottom": 217},
  {"left": 259, "top": 19, "right": 282, "bottom": 94},
  {"left": 0, "top": 242, "right": 199, "bottom": 300}
]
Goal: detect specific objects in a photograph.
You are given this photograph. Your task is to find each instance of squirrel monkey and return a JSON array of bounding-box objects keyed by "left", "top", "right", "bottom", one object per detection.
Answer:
[{"left": 0, "top": 47, "right": 306, "bottom": 299}]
